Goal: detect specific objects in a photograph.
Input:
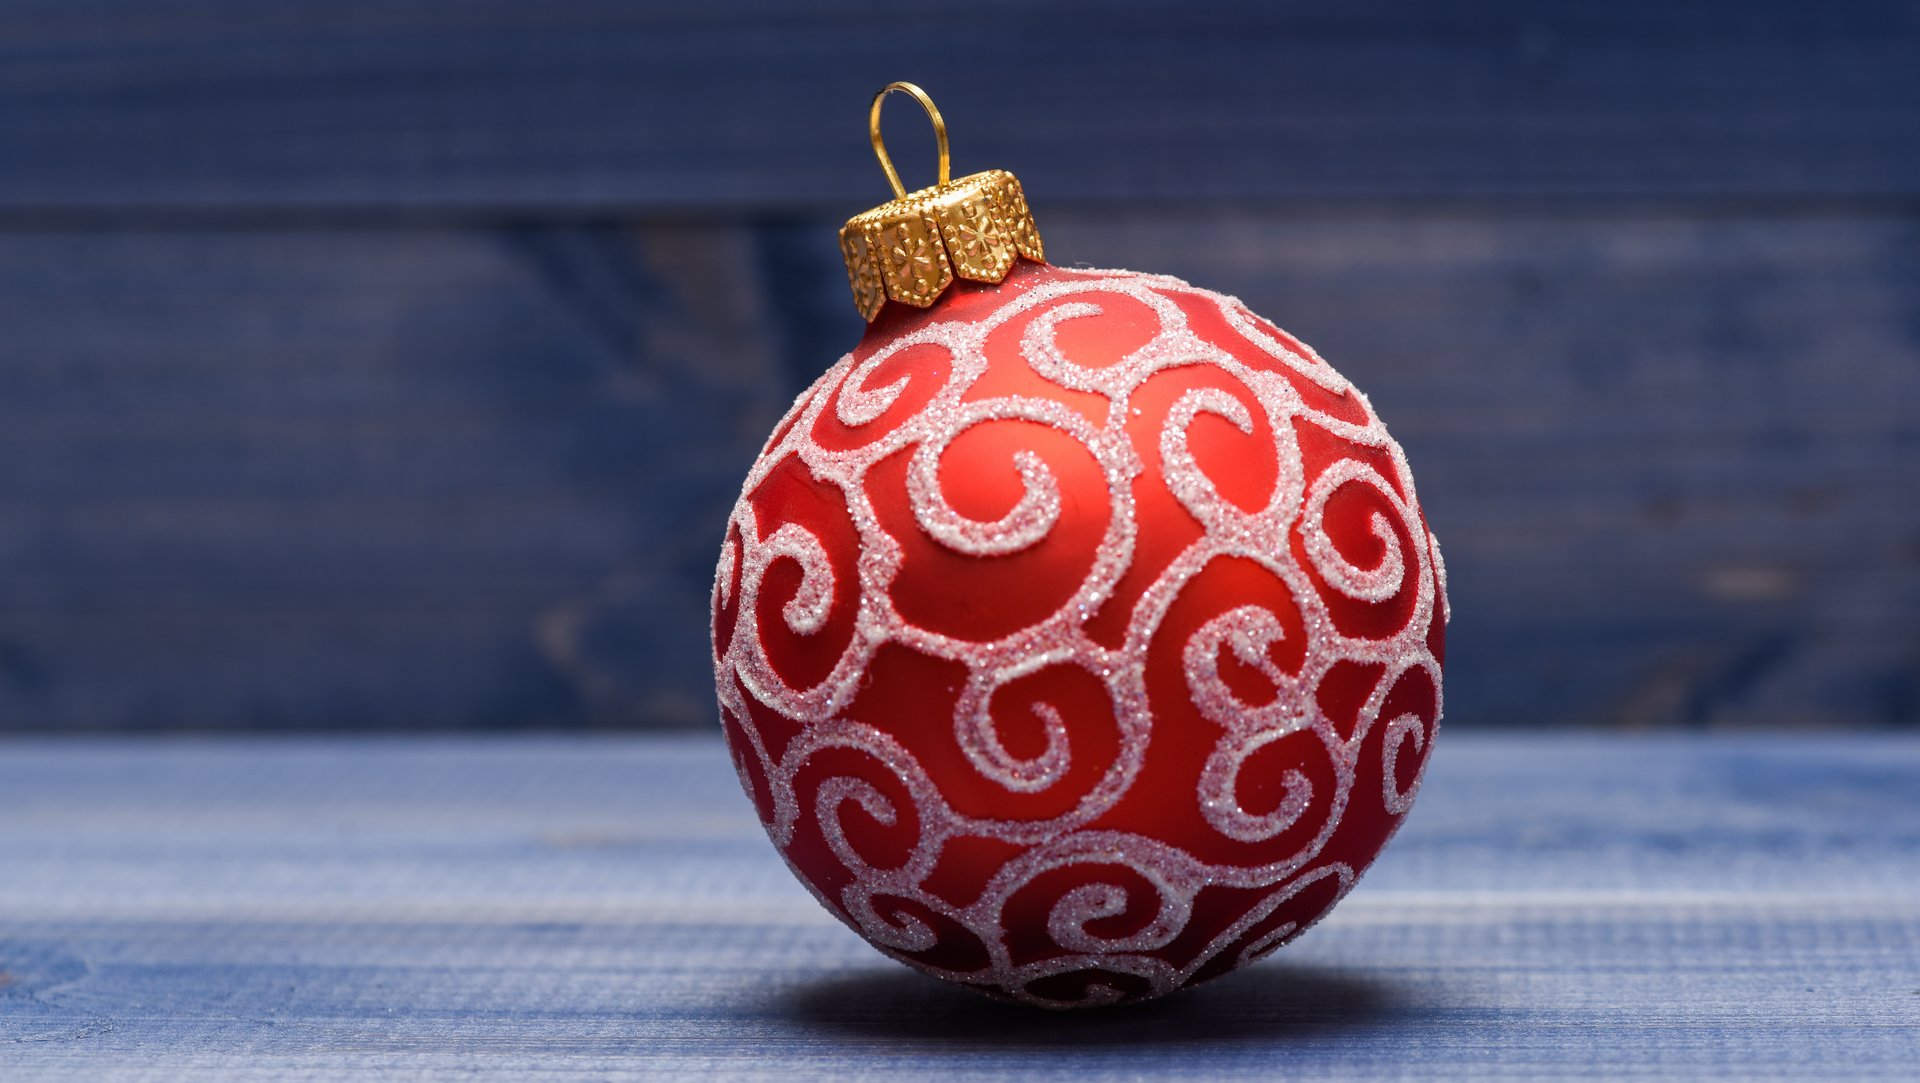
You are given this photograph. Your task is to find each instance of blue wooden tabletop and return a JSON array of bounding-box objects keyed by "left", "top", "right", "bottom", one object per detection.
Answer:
[{"left": 3, "top": 733, "right": 1917, "bottom": 1080}]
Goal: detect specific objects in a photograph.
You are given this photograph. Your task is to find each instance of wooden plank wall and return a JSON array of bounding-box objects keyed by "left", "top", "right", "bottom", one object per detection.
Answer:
[{"left": 0, "top": 1, "right": 1915, "bottom": 731}]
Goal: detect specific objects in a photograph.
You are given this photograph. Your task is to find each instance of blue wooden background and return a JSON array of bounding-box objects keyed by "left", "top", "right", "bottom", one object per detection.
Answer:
[{"left": 0, "top": 1, "right": 1915, "bottom": 732}]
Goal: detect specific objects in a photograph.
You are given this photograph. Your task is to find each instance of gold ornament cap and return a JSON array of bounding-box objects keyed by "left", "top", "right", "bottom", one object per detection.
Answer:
[{"left": 841, "top": 82, "right": 1044, "bottom": 321}]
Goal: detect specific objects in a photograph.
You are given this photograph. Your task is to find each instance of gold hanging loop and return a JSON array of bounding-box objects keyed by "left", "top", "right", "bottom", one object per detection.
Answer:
[
  {"left": 869, "top": 81, "right": 950, "bottom": 200},
  {"left": 841, "top": 82, "right": 1043, "bottom": 321}
]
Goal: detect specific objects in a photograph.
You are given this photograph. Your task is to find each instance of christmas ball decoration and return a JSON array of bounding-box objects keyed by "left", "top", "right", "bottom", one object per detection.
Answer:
[{"left": 712, "top": 84, "right": 1447, "bottom": 1008}]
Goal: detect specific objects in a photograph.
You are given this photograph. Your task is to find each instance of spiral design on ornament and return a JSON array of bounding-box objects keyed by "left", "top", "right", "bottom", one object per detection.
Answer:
[
  {"left": 1301, "top": 460, "right": 1410, "bottom": 604},
  {"left": 714, "top": 266, "right": 1446, "bottom": 1008}
]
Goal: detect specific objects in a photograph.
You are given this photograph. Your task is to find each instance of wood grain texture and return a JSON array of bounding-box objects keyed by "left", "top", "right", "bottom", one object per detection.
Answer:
[
  {"left": 2, "top": 210, "right": 1914, "bottom": 730},
  {"left": 0, "top": 1, "right": 1917, "bottom": 211},
  {"left": 1, "top": 733, "right": 1916, "bottom": 1080},
  {"left": 0, "top": 223, "right": 799, "bottom": 731}
]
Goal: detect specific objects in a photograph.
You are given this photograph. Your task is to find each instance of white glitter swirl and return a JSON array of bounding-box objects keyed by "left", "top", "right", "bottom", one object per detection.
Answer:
[
  {"left": 1301, "top": 459, "right": 1409, "bottom": 604},
  {"left": 1380, "top": 712, "right": 1427, "bottom": 816}
]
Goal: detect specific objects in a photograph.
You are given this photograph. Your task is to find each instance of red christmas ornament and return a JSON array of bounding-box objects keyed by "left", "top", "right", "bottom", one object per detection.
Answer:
[{"left": 712, "top": 84, "right": 1446, "bottom": 1008}]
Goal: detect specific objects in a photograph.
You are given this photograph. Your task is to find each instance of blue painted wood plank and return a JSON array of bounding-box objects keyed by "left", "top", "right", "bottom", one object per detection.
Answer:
[
  {"left": 2, "top": 211, "right": 1915, "bottom": 731},
  {"left": 0, "top": 734, "right": 1916, "bottom": 1079},
  {"left": 0, "top": 1, "right": 1916, "bottom": 211},
  {"left": 0, "top": 224, "right": 798, "bottom": 731}
]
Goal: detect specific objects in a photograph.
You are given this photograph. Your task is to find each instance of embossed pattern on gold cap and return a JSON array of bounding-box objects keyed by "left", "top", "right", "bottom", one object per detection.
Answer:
[{"left": 840, "top": 83, "right": 1044, "bottom": 322}]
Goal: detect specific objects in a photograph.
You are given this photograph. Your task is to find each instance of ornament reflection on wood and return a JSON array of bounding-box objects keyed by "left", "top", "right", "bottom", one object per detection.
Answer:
[{"left": 712, "top": 82, "right": 1447, "bottom": 1008}]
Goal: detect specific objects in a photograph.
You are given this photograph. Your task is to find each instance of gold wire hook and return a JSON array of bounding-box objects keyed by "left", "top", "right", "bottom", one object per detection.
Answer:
[{"left": 869, "top": 82, "right": 950, "bottom": 201}]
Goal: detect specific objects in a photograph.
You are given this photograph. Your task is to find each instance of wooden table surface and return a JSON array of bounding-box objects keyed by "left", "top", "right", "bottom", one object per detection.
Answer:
[{"left": 3, "top": 733, "right": 1916, "bottom": 1080}]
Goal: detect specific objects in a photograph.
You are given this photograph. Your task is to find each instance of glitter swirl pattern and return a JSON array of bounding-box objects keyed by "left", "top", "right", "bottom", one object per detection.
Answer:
[{"left": 712, "top": 264, "right": 1447, "bottom": 1008}]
